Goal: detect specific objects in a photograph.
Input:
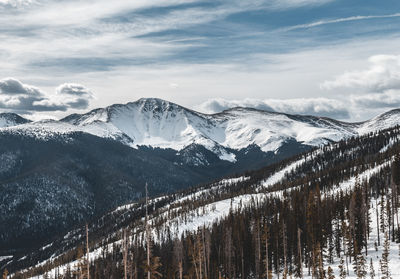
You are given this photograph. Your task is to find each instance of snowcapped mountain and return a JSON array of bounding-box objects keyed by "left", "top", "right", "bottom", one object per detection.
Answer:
[
  {"left": 56, "top": 97, "right": 399, "bottom": 158},
  {"left": 357, "top": 108, "right": 400, "bottom": 134},
  {"left": 2, "top": 98, "right": 400, "bottom": 163},
  {"left": 8, "top": 122, "right": 400, "bottom": 279},
  {"left": 2, "top": 98, "right": 400, "bottom": 261},
  {"left": 60, "top": 98, "right": 359, "bottom": 158},
  {"left": 0, "top": 113, "right": 30, "bottom": 128}
]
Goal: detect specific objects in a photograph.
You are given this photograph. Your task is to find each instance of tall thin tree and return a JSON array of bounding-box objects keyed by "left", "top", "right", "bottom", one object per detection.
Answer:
[
  {"left": 86, "top": 223, "right": 90, "bottom": 279},
  {"left": 145, "top": 183, "right": 151, "bottom": 279}
]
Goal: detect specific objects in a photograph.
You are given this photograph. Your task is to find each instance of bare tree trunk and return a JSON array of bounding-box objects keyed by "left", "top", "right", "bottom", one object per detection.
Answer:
[
  {"left": 265, "top": 229, "right": 269, "bottom": 279},
  {"left": 174, "top": 238, "right": 184, "bottom": 279},
  {"left": 123, "top": 229, "right": 128, "bottom": 279},
  {"left": 276, "top": 236, "right": 280, "bottom": 279},
  {"left": 283, "top": 223, "right": 287, "bottom": 279},
  {"left": 202, "top": 228, "right": 207, "bottom": 278},
  {"left": 255, "top": 221, "right": 261, "bottom": 279},
  {"left": 179, "top": 262, "right": 183, "bottom": 279},
  {"left": 192, "top": 241, "right": 200, "bottom": 279},
  {"left": 145, "top": 183, "right": 151, "bottom": 279},
  {"left": 205, "top": 230, "right": 211, "bottom": 279},
  {"left": 199, "top": 235, "right": 203, "bottom": 279},
  {"left": 298, "top": 228, "right": 303, "bottom": 279},
  {"left": 86, "top": 224, "right": 90, "bottom": 279},
  {"left": 241, "top": 248, "right": 245, "bottom": 279},
  {"left": 391, "top": 182, "right": 395, "bottom": 241}
]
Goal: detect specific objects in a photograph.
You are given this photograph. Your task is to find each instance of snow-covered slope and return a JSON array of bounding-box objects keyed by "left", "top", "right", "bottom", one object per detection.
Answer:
[
  {"left": 14, "top": 124, "right": 400, "bottom": 279},
  {"left": 357, "top": 109, "right": 400, "bottom": 134},
  {"left": 0, "top": 113, "right": 30, "bottom": 128},
  {"left": 2, "top": 98, "right": 400, "bottom": 161},
  {"left": 59, "top": 99, "right": 400, "bottom": 154},
  {"left": 61, "top": 99, "right": 357, "bottom": 153}
]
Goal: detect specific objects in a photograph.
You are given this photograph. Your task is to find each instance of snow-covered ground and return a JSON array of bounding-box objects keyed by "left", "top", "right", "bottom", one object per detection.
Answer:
[
  {"left": 325, "top": 160, "right": 391, "bottom": 197},
  {"left": 21, "top": 155, "right": 400, "bottom": 279},
  {"left": 259, "top": 157, "right": 306, "bottom": 190},
  {"left": 306, "top": 198, "right": 400, "bottom": 279},
  {"left": 0, "top": 255, "right": 12, "bottom": 262}
]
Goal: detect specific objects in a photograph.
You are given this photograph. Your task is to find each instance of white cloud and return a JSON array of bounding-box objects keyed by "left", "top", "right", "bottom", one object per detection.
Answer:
[
  {"left": 56, "top": 83, "right": 92, "bottom": 97},
  {"left": 321, "top": 54, "right": 400, "bottom": 93},
  {"left": 196, "top": 97, "right": 349, "bottom": 119},
  {"left": 0, "top": 0, "right": 34, "bottom": 7},
  {"left": 0, "top": 0, "right": 399, "bottom": 123},
  {"left": 351, "top": 90, "right": 400, "bottom": 109},
  {"left": 0, "top": 78, "right": 93, "bottom": 112},
  {"left": 0, "top": 77, "right": 42, "bottom": 95}
]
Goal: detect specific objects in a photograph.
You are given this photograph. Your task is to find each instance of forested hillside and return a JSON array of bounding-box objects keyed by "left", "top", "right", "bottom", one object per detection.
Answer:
[{"left": 5, "top": 126, "right": 400, "bottom": 279}]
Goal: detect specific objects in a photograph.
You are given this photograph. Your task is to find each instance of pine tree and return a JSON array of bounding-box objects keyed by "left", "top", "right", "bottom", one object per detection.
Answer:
[
  {"left": 369, "top": 259, "right": 375, "bottom": 279},
  {"left": 380, "top": 231, "right": 391, "bottom": 279},
  {"left": 380, "top": 192, "right": 392, "bottom": 279},
  {"left": 338, "top": 257, "right": 346, "bottom": 279},
  {"left": 341, "top": 222, "right": 350, "bottom": 275},
  {"left": 327, "top": 266, "right": 335, "bottom": 279},
  {"left": 316, "top": 242, "right": 325, "bottom": 279},
  {"left": 355, "top": 253, "right": 367, "bottom": 279}
]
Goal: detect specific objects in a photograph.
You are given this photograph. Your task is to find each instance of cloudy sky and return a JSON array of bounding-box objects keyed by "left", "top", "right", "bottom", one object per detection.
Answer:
[{"left": 1, "top": 0, "right": 400, "bottom": 121}]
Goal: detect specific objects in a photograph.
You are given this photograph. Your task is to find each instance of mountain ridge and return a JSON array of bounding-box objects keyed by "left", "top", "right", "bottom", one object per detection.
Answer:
[
  {"left": 3, "top": 98, "right": 399, "bottom": 161},
  {"left": 7, "top": 120, "right": 400, "bottom": 279}
]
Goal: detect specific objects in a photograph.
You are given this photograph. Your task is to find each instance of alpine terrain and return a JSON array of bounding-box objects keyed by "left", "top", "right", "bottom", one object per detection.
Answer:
[
  {"left": 3, "top": 109, "right": 400, "bottom": 279},
  {"left": 2, "top": 99, "right": 400, "bottom": 279}
]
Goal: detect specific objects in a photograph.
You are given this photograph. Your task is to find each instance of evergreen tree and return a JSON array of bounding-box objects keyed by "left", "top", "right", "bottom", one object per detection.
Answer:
[
  {"left": 327, "top": 266, "right": 335, "bottom": 279},
  {"left": 380, "top": 231, "right": 391, "bottom": 279},
  {"left": 380, "top": 193, "right": 392, "bottom": 279},
  {"left": 338, "top": 257, "right": 346, "bottom": 279},
  {"left": 355, "top": 253, "right": 367, "bottom": 279},
  {"left": 369, "top": 259, "right": 375, "bottom": 279}
]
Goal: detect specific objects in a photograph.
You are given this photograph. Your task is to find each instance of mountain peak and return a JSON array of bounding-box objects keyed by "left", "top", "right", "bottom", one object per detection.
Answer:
[
  {"left": 0, "top": 112, "right": 30, "bottom": 128},
  {"left": 132, "top": 98, "right": 186, "bottom": 113}
]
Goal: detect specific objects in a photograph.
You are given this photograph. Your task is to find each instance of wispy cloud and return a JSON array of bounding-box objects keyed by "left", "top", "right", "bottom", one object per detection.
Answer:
[
  {"left": 1, "top": 0, "right": 400, "bottom": 121},
  {"left": 285, "top": 13, "right": 400, "bottom": 31}
]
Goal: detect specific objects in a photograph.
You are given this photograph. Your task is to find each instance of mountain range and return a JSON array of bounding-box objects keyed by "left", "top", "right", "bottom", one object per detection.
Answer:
[
  {"left": 4, "top": 109, "right": 400, "bottom": 279},
  {"left": 1, "top": 98, "right": 400, "bottom": 255},
  {"left": 3, "top": 98, "right": 400, "bottom": 158}
]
